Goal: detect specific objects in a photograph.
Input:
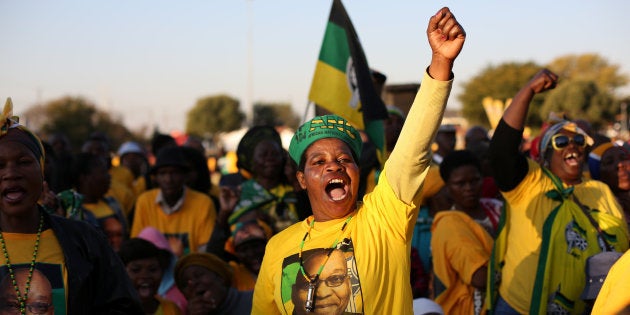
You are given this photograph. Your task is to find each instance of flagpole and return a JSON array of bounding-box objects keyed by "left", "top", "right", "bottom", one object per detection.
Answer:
[
  {"left": 302, "top": 101, "right": 314, "bottom": 125},
  {"left": 246, "top": 0, "right": 254, "bottom": 125}
]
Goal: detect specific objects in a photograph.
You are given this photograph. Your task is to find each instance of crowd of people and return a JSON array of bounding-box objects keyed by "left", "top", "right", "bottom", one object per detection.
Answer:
[{"left": 2, "top": 6, "right": 630, "bottom": 315}]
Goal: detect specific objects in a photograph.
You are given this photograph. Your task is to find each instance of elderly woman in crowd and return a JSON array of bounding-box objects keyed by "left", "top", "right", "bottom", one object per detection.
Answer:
[
  {"left": 252, "top": 7, "right": 465, "bottom": 314},
  {"left": 0, "top": 98, "right": 142, "bottom": 314},
  {"left": 227, "top": 126, "right": 301, "bottom": 232},
  {"left": 487, "top": 69, "right": 629, "bottom": 314},
  {"left": 175, "top": 252, "right": 252, "bottom": 315}
]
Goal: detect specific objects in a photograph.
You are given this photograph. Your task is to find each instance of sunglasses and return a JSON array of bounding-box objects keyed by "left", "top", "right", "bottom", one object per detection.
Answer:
[{"left": 550, "top": 134, "right": 587, "bottom": 151}]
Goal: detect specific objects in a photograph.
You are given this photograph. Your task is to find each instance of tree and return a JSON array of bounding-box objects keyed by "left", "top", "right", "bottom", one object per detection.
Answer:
[
  {"left": 459, "top": 62, "right": 542, "bottom": 128},
  {"left": 252, "top": 102, "right": 301, "bottom": 129},
  {"left": 459, "top": 54, "right": 629, "bottom": 130},
  {"left": 547, "top": 54, "right": 628, "bottom": 94},
  {"left": 22, "top": 96, "right": 133, "bottom": 151},
  {"left": 185, "top": 94, "right": 246, "bottom": 137},
  {"left": 540, "top": 80, "right": 614, "bottom": 130}
]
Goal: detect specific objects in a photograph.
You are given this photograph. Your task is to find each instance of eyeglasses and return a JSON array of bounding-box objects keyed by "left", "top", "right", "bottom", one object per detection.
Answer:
[
  {"left": 1, "top": 301, "right": 53, "bottom": 315},
  {"left": 550, "top": 134, "right": 587, "bottom": 151},
  {"left": 299, "top": 274, "right": 348, "bottom": 290}
]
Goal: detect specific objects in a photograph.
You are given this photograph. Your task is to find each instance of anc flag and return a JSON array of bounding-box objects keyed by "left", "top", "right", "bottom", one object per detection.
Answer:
[{"left": 308, "top": 0, "right": 388, "bottom": 160}]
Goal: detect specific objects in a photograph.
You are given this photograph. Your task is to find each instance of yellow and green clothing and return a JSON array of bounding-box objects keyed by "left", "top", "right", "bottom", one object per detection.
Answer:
[
  {"left": 431, "top": 210, "right": 493, "bottom": 315},
  {"left": 491, "top": 159, "right": 629, "bottom": 314},
  {"left": 591, "top": 249, "right": 630, "bottom": 314},
  {"left": 229, "top": 180, "right": 299, "bottom": 232},
  {"left": 1, "top": 209, "right": 142, "bottom": 313},
  {"left": 0, "top": 229, "right": 68, "bottom": 315},
  {"left": 252, "top": 71, "right": 453, "bottom": 315},
  {"left": 131, "top": 188, "right": 217, "bottom": 255},
  {"left": 82, "top": 196, "right": 128, "bottom": 233}
]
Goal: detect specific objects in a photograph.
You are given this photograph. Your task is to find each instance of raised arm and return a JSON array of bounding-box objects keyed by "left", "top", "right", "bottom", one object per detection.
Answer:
[
  {"left": 427, "top": 7, "right": 466, "bottom": 80},
  {"left": 503, "top": 69, "right": 558, "bottom": 130},
  {"left": 489, "top": 69, "right": 558, "bottom": 191},
  {"left": 385, "top": 7, "right": 465, "bottom": 204}
]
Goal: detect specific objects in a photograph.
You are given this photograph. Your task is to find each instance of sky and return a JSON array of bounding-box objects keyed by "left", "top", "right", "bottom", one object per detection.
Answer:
[{"left": 2, "top": 0, "right": 630, "bottom": 134}]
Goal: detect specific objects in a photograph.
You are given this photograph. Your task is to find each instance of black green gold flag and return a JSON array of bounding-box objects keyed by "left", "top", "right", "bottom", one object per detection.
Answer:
[{"left": 308, "top": 0, "right": 388, "bottom": 159}]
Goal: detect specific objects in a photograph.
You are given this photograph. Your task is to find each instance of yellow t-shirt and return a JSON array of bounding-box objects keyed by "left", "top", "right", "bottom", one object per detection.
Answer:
[
  {"left": 131, "top": 188, "right": 217, "bottom": 255},
  {"left": 253, "top": 177, "right": 414, "bottom": 314},
  {"left": 1, "top": 229, "right": 68, "bottom": 314},
  {"left": 110, "top": 165, "right": 135, "bottom": 190},
  {"left": 107, "top": 179, "right": 136, "bottom": 216},
  {"left": 83, "top": 199, "right": 116, "bottom": 219},
  {"left": 591, "top": 249, "right": 630, "bottom": 314},
  {"left": 252, "top": 71, "right": 452, "bottom": 315},
  {"left": 431, "top": 211, "right": 493, "bottom": 315},
  {"left": 499, "top": 159, "right": 629, "bottom": 314},
  {"left": 419, "top": 163, "right": 444, "bottom": 206}
]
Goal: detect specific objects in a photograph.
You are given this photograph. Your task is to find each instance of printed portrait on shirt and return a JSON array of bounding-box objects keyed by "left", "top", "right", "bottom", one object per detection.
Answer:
[
  {"left": 280, "top": 238, "right": 362, "bottom": 315},
  {"left": 0, "top": 264, "right": 64, "bottom": 315}
]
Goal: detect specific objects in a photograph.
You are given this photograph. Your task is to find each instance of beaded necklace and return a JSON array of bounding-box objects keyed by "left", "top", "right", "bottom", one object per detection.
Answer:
[
  {"left": 0, "top": 214, "right": 44, "bottom": 315},
  {"left": 297, "top": 215, "right": 352, "bottom": 312}
]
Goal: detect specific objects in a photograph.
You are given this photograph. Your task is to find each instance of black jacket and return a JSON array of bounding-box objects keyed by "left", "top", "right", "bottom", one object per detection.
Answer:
[{"left": 44, "top": 209, "right": 143, "bottom": 314}]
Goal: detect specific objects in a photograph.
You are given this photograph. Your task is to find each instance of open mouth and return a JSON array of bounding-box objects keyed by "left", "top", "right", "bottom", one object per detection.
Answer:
[
  {"left": 137, "top": 282, "right": 155, "bottom": 298},
  {"left": 325, "top": 178, "right": 348, "bottom": 201},
  {"left": 2, "top": 187, "right": 26, "bottom": 203},
  {"left": 564, "top": 152, "right": 580, "bottom": 167}
]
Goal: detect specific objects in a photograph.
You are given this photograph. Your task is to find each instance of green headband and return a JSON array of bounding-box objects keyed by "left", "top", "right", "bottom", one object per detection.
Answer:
[{"left": 289, "top": 114, "right": 362, "bottom": 165}]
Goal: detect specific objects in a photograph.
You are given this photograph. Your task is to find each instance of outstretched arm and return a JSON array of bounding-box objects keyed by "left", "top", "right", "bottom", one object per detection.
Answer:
[
  {"left": 503, "top": 69, "right": 558, "bottom": 130},
  {"left": 386, "top": 7, "right": 465, "bottom": 204},
  {"left": 489, "top": 69, "right": 558, "bottom": 191},
  {"left": 427, "top": 7, "right": 466, "bottom": 80}
]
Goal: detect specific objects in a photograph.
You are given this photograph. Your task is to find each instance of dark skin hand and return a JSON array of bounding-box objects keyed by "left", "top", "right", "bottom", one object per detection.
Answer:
[
  {"left": 503, "top": 69, "right": 558, "bottom": 130},
  {"left": 427, "top": 7, "right": 466, "bottom": 81}
]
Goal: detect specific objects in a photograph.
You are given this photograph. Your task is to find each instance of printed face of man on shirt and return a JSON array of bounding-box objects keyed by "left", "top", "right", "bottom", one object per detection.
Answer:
[
  {"left": 0, "top": 268, "right": 54, "bottom": 315},
  {"left": 292, "top": 249, "right": 350, "bottom": 315}
]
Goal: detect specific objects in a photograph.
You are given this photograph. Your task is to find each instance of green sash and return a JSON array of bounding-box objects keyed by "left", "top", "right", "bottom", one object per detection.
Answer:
[{"left": 487, "top": 167, "right": 628, "bottom": 314}]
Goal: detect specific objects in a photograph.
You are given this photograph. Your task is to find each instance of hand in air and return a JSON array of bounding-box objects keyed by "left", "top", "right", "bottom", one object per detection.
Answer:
[
  {"left": 427, "top": 7, "right": 466, "bottom": 63},
  {"left": 527, "top": 69, "right": 559, "bottom": 94}
]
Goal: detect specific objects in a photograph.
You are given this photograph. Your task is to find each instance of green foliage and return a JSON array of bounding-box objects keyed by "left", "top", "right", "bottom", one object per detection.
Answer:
[
  {"left": 459, "top": 54, "right": 629, "bottom": 130},
  {"left": 24, "top": 96, "right": 132, "bottom": 151},
  {"left": 458, "top": 62, "right": 542, "bottom": 128},
  {"left": 252, "top": 102, "right": 301, "bottom": 129},
  {"left": 541, "top": 80, "right": 614, "bottom": 130},
  {"left": 547, "top": 54, "right": 628, "bottom": 93},
  {"left": 185, "top": 94, "right": 246, "bottom": 137}
]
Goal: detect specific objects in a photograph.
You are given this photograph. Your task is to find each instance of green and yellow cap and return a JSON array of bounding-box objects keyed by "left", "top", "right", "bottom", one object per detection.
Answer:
[{"left": 289, "top": 114, "right": 362, "bottom": 165}]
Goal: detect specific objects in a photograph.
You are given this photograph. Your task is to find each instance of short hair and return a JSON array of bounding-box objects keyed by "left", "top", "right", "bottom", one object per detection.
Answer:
[
  {"left": 118, "top": 238, "right": 171, "bottom": 270},
  {"left": 439, "top": 150, "right": 481, "bottom": 182}
]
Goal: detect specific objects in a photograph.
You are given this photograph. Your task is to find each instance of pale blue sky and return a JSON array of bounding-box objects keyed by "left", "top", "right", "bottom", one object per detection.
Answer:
[{"left": 2, "top": 0, "right": 629, "bottom": 133}]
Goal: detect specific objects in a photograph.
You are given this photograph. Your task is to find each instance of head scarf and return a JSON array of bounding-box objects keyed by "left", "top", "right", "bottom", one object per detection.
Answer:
[
  {"left": 1, "top": 98, "right": 45, "bottom": 170},
  {"left": 288, "top": 114, "right": 362, "bottom": 165},
  {"left": 224, "top": 219, "right": 272, "bottom": 255},
  {"left": 236, "top": 126, "right": 283, "bottom": 174},
  {"left": 538, "top": 120, "right": 593, "bottom": 164},
  {"left": 174, "top": 253, "right": 233, "bottom": 290}
]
